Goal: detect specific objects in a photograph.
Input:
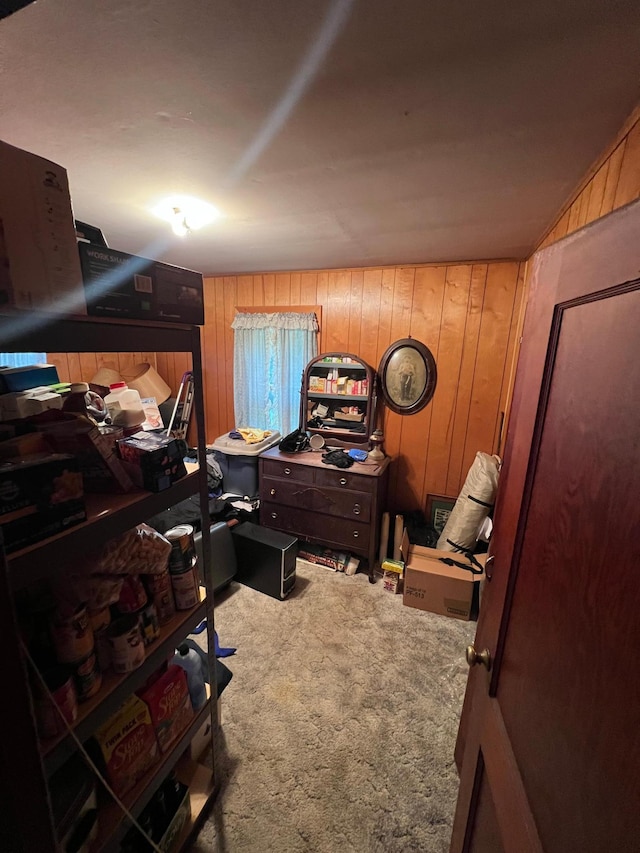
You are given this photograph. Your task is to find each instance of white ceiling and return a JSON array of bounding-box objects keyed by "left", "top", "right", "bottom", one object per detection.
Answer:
[{"left": 1, "top": 0, "right": 639, "bottom": 275}]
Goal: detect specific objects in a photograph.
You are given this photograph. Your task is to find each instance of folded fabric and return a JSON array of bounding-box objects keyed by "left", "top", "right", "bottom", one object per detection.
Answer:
[
  {"left": 238, "top": 427, "right": 272, "bottom": 444},
  {"left": 321, "top": 449, "right": 354, "bottom": 468}
]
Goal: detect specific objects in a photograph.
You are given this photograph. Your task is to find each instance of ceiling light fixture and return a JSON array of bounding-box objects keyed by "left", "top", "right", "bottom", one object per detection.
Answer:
[{"left": 152, "top": 195, "right": 222, "bottom": 237}]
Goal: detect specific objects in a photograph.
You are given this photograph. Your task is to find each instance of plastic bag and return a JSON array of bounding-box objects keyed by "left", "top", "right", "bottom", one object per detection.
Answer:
[{"left": 94, "top": 523, "right": 172, "bottom": 574}]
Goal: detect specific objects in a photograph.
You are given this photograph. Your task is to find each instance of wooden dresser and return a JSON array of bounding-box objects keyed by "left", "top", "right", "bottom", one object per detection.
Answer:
[{"left": 259, "top": 447, "right": 390, "bottom": 582}]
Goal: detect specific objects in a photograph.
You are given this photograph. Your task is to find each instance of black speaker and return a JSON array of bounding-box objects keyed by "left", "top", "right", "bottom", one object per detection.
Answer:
[{"left": 231, "top": 522, "right": 297, "bottom": 600}]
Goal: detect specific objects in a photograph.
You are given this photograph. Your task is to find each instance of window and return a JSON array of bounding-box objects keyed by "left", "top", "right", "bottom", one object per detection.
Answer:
[
  {"left": 0, "top": 351, "right": 46, "bottom": 368},
  {"left": 232, "top": 311, "right": 319, "bottom": 435}
]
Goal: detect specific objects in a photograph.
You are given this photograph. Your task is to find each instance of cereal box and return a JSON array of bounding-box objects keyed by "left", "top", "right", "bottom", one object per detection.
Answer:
[
  {"left": 138, "top": 665, "right": 194, "bottom": 754},
  {"left": 93, "top": 694, "right": 159, "bottom": 797}
]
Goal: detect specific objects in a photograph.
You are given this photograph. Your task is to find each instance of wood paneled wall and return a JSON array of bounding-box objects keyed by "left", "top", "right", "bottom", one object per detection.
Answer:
[
  {"left": 536, "top": 106, "right": 640, "bottom": 250},
  {"left": 202, "top": 262, "right": 524, "bottom": 513},
  {"left": 47, "top": 104, "right": 639, "bottom": 517},
  {"left": 48, "top": 350, "right": 191, "bottom": 401},
  {"left": 48, "top": 352, "right": 158, "bottom": 384}
]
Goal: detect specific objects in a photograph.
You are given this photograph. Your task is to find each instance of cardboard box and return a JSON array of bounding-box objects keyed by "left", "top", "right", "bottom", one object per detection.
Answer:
[
  {"left": 117, "top": 431, "right": 187, "bottom": 492},
  {"left": 93, "top": 694, "right": 159, "bottom": 797},
  {"left": 381, "top": 558, "right": 404, "bottom": 594},
  {"left": 34, "top": 412, "right": 134, "bottom": 493},
  {"left": 78, "top": 242, "right": 204, "bottom": 325},
  {"left": 401, "top": 531, "right": 485, "bottom": 620},
  {"left": 0, "top": 363, "right": 60, "bottom": 393},
  {"left": 0, "top": 452, "right": 86, "bottom": 553},
  {"left": 0, "top": 140, "right": 86, "bottom": 314},
  {"left": 137, "top": 665, "right": 194, "bottom": 754}
]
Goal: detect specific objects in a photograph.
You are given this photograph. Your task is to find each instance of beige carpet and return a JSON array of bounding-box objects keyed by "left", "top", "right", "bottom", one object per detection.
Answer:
[{"left": 190, "top": 561, "right": 476, "bottom": 853}]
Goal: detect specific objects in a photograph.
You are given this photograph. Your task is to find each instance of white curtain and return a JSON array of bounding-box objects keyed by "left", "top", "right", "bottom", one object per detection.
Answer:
[{"left": 232, "top": 312, "right": 318, "bottom": 435}]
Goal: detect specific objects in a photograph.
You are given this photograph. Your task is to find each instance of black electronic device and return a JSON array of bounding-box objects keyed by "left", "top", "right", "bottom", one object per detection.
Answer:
[
  {"left": 231, "top": 522, "right": 297, "bottom": 600},
  {"left": 193, "top": 521, "right": 237, "bottom": 593}
]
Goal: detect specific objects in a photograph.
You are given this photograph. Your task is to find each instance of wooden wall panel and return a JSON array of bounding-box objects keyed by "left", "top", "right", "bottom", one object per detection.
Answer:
[
  {"left": 47, "top": 352, "right": 158, "bottom": 385},
  {"left": 46, "top": 106, "right": 638, "bottom": 517},
  {"left": 201, "top": 260, "right": 523, "bottom": 513},
  {"left": 499, "top": 104, "right": 640, "bottom": 458},
  {"left": 536, "top": 106, "right": 640, "bottom": 251}
]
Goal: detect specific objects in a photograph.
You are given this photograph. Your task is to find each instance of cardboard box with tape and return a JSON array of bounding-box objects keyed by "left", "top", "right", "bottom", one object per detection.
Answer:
[{"left": 401, "top": 530, "right": 485, "bottom": 621}]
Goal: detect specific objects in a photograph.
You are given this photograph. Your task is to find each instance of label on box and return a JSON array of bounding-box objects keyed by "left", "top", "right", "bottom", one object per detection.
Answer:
[
  {"left": 0, "top": 453, "right": 86, "bottom": 552},
  {"left": 79, "top": 243, "right": 204, "bottom": 325},
  {"left": 94, "top": 694, "right": 159, "bottom": 797},
  {"left": 138, "top": 665, "right": 194, "bottom": 754}
]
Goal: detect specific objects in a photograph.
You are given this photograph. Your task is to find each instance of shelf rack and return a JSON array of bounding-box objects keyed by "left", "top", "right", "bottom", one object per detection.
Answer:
[{"left": 0, "top": 310, "right": 217, "bottom": 852}]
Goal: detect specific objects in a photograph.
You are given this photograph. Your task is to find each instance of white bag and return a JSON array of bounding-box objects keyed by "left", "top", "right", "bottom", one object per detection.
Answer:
[{"left": 436, "top": 452, "right": 500, "bottom": 551}]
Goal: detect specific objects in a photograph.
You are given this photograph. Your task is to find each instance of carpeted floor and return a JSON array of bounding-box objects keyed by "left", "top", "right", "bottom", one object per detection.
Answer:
[{"left": 190, "top": 561, "right": 476, "bottom": 853}]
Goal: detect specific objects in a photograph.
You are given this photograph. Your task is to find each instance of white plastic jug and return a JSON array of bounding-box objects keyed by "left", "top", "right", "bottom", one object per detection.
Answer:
[
  {"left": 173, "top": 643, "right": 207, "bottom": 710},
  {"left": 104, "top": 382, "right": 144, "bottom": 429}
]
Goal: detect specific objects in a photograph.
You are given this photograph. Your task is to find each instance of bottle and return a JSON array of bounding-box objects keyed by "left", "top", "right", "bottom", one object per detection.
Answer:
[
  {"left": 173, "top": 643, "right": 207, "bottom": 710},
  {"left": 104, "top": 381, "right": 144, "bottom": 432}
]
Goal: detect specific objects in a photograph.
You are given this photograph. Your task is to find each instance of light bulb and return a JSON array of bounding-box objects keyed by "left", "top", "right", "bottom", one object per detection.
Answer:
[
  {"left": 171, "top": 209, "right": 190, "bottom": 237},
  {"left": 152, "top": 195, "right": 222, "bottom": 236}
]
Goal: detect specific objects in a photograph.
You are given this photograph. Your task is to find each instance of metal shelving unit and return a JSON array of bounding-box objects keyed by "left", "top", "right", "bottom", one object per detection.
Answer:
[{"left": 0, "top": 309, "right": 217, "bottom": 852}]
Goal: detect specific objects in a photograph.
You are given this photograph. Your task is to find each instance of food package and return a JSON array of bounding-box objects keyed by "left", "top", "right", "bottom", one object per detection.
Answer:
[
  {"left": 94, "top": 524, "right": 172, "bottom": 575},
  {"left": 137, "top": 665, "right": 194, "bottom": 754},
  {"left": 57, "top": 573, "right": 124, "bottom": 612},
  {"left": 93, "top": 694, "right": 159, "bottom": 797}
]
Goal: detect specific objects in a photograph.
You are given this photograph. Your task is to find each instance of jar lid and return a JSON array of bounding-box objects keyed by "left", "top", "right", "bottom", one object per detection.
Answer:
[{"left": 69, "top": 382, "right": 89, "bottom": 393}]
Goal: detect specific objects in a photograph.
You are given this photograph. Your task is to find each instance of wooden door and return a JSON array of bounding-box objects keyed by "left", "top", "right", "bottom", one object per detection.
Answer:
[{"left": 451, "top": 199, "right": 640, "bottom": 853}]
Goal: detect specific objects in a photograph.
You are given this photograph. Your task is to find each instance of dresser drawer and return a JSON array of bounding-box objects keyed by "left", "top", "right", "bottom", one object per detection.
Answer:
[
  {"left": 261, "top": 501, "right": 370, "bottom": 551},
  {"left": 262, "top": 478, "right": 371, "bottom": 521},
  {"left": 313, "top": 467, "right": 370, "bottom": 491},
  {"left": 261, "top": 458, "right": 314, "bottom": 483}
]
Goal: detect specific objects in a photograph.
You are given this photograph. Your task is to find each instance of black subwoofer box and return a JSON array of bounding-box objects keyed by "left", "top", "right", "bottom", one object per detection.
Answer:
[{"left": 231, "top": 522, "right": 297, "bottom": 600}]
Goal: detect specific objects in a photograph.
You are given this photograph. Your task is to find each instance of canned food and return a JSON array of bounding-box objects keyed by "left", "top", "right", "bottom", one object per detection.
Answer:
[
  {"left": 107, "top": 615, "right": 145, "bottom": 673},
  {"left": 73, "top": 650, "right": 102, "bottom": 702},
  {"left": 136, "top": 601, "right": 160, "bottom": 646},
  {"left": 170, "top": 562, "right": 199, "bottom": 610},
  {"left": 144, "top": 570, "right": 175, "bottom": 624},
  {"left": 89, "top": 607, "right": 112, "bottom": 672},
  {"left": 51, "top": 604, "right": 94, "bottom": 664},
  {"left": 117, "top": 574, "right": 148, "bottom": 614},
  {"left": 165, "top": 525, "right": 196, "bottom": 574},
  {"left": 34, "top": 666, "right": 78, "bottom": 739}
]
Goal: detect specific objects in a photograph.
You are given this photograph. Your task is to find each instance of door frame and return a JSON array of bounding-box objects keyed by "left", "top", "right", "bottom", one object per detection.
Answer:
[{"left": 450, "top": 199, "right": 640, "bottom": 852}]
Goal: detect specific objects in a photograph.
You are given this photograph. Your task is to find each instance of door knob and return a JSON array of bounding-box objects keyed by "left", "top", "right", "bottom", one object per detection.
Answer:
[
  {"left": 466, "top": 645, "right": 491, "bottom": 671},
  {"left": 485, "top": 554, "right": 494, "bottom": 581}
]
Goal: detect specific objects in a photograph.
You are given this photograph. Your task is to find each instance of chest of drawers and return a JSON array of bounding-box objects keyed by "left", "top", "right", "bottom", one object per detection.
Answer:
[{"left": 259, "top": 447, "right": 390, "bottom": 582}]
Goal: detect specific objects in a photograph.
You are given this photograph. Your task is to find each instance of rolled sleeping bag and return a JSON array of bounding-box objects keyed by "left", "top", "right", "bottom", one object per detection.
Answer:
[{"left": 436, "top": 452, "right": 500, "bottom": 551}]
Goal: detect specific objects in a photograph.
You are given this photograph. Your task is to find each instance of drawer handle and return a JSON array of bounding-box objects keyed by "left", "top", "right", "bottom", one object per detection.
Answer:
[
  {"left": 339, "top": 477, "right": 347, "bottom": 486},
  {"left": 271, "top": 512, "right": 278, "bottom": 519},
  {"left": 270, "top": 488, "right": 276, "bottom": 496},
  {"left": 352, "top": 531, "right": 359, "bottom": 539},
  {"left": 353, "top": 504, "right": 361, "bottom": 515},
  {"left": 284, "top": 467, "right": 291, "bottom": 475}
]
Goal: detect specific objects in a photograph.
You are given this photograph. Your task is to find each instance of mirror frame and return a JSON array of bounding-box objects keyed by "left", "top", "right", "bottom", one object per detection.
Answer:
[
  {"left": 302, "top": 352, "right": 375, "bottom": 446},
  {"left": 378, "top": 337, "right": 437, "bottom": 415}
]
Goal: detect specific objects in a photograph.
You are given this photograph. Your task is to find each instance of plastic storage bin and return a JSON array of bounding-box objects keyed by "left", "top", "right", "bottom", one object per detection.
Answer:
[{"left": 210, "top": 431, "right": 281, "bottom": 497}]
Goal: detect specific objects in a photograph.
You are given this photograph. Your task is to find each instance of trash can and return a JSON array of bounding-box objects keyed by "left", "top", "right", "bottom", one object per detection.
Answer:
[{"left": 209, "top": 431, "right": 281, "bottom": 497}]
